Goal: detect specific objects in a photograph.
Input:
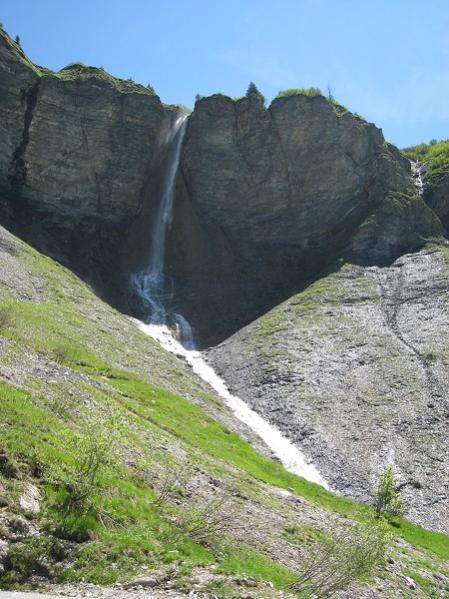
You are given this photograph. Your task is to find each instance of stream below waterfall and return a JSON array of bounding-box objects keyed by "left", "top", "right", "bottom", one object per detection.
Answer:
[
  {"left": 131, "top": 112, "right": 328, "bottom": 489},
  {"left": 134, "top": 319, "right": 329, "bottom": 487}
]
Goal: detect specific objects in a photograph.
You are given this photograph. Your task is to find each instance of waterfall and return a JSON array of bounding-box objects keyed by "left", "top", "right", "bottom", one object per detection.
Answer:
[
  {"left": 131, "top": 114, "right": 188, "bottom": 325},
  {"left": 131, "top": 111, "right": 328, "bottom": 488},
  {"left": 410, "top": 159, "right": 425, "bottom": 196}
]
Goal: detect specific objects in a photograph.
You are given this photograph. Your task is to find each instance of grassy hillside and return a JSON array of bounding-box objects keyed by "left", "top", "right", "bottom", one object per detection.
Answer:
[{"left": 0, "top": 225, "right": 448, "bottom": 597}]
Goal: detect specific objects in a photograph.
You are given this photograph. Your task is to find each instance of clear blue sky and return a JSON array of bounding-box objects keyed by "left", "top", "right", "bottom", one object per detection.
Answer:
[{"left": 2, "top": 0, "right": 449, "bottom": 147}]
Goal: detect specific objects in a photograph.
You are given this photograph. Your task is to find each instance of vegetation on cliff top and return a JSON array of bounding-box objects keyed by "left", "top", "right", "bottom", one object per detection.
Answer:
[
  {"left": 403, "top": 139, "right": 449, "bottom": 188},
  {"left": 57, "top": 61, "right": 158, "bottom": 95},
  {"left": 0, "top": 28, "right": 157, "bottom": 97},
  {"left": 0, "top": 27, "right": 42, "bottom": 76},
  {"left": 276, "top": 87, "right": 324, "bottom": 99},
  {"left": 274, "top": 87, "right": 367, "bottom": 121}
]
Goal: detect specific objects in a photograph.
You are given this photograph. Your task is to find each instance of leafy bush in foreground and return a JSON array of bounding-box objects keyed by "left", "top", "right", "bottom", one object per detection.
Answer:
[{"left": 291, "top": 522, "right": 389, "bottom": 597}]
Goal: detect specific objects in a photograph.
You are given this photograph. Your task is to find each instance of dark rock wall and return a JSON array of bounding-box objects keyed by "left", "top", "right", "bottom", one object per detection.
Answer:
[
  {"left": 0, "top": 30, "right": 179, "bottom": 305},
  {"left": 167, "top": 94, "right": 441, "bottom": 344},
  {"left": 0, "top": 30, "right": 444, "bottom": 344}
]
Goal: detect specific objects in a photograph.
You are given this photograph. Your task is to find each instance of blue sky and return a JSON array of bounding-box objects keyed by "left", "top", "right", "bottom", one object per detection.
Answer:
[{"left": 2, "top": 0, "right": 449, "bottom": 147}]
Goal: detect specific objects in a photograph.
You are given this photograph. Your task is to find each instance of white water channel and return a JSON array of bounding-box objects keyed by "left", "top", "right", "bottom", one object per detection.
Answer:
[{"left": 131, "top": 113, "right": 329, "bottom": 488}]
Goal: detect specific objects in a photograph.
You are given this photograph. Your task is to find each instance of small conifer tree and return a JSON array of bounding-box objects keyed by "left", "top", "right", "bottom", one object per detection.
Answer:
[
  {"left": 15, "top": 34, "right": 21, "bottom": 46},
  {"left": 246, "top": 81, "right": 265, "bottom": 105},
  {"left": 373, "top": 466, "right": 405, "bottom": 519}
]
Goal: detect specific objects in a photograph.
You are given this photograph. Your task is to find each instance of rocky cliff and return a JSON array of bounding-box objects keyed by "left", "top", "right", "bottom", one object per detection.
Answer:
[
  {"left": 0, "top": 30, "right": 443, "bottom": 345},
  {"left": 167, "top": 93, "right": 441, "bottom": 344},
  {"left": 0, "top": 29, "right": 182, "bottom": 304}
]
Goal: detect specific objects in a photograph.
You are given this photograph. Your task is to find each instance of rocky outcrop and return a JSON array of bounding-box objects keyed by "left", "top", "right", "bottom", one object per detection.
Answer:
[
  {"left": 167, "top": 94, "right": 441, "bottom": 345},
  {"left": 208, "top": 245, "right": 449, "bottom": 533}
]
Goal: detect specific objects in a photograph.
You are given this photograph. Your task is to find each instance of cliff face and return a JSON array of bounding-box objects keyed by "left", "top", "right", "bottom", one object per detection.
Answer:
[
  {"left": 0, "top": 30, "right": 179, "bottom": 303},
  {"left": 167, "top": 94, "right": 441, "bottom": 344},
  {"left": 0, "top": 29, "right": 443, "bottom": 345}
]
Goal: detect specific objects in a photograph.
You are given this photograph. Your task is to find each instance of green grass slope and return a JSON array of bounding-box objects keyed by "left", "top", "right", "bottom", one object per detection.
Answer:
[{"left": 0, "top": 225, "right": 448, "bottom": 597}]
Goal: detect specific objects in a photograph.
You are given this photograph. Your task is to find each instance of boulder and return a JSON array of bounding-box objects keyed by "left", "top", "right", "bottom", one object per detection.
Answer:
[{"left": 19, "top": 482, "right": 41, "bottom": 514}]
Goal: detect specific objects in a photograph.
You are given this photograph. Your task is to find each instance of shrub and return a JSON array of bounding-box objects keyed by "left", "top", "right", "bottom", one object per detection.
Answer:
[
  {"left": 155, "top": 475, "right": 239, "bottom": 549},
  {"left": 1, "top": 538, "right": 55, "bottom": 586},
  {"left": 291, "top": 523, "right": 388, "bottom": 597},
  {"left": 52, "top": 344, "right": 70, "bottom": 364},
  {"left": 53, "top": 512, "right": 98, "bottom": 542},
  {"left": 46, "top": 426, "right": 113, "bottom": 514},
  {"left": 372, "top": 466, "right": 405, "bottom": 519},
  {"left": 276, "top": 87, "right": 323, "bottom": 99},
  {"left": 173, "top": 493, "right": 237, "bottom": 547},
  {"left": 0, "top": 305, "right": 14, "bottom": 332},
  {"left": 60, "top": 62, "right": 87, "bottom": 72},
  {"left": 0, "top": 449, "right": 20, "bottom": 479}
]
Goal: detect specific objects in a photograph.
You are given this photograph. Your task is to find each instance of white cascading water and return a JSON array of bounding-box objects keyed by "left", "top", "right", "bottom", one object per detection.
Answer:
[
  {"left": 411, "top": 159, "right": 425, "bottom": 196},
  {"left": 131, "top": 114, "right": 329, "bottom": 488},
  {"left": 131, "top": 115, "right": 189, "bottom": 328}
]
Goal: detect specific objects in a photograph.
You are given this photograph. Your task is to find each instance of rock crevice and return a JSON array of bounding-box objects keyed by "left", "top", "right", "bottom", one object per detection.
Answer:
[{"left": 9, "top": 78, "right": 40, "bottom": 186}]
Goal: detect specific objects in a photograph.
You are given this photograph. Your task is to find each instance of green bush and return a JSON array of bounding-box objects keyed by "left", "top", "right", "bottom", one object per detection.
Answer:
[
  {"left": 1, "top": 537, "right": 65, "bottom": 587},
  {"left": 60, "top": 61, "right": 87, "bottom": 71},
  {"left": 373, "top": 466, "right": 405, "bottom": 519},
  {"left": 276, "top": 87, "right": 323, "bottom": 99},
  {"left": 52, "top": 512, "right": 98, "bottom": 542},
  {"left": 0, "top": 305, "right": 14, "bottom": 331},
  {"left": 45, "top": 425, "right": 113, "bottom": 515}
]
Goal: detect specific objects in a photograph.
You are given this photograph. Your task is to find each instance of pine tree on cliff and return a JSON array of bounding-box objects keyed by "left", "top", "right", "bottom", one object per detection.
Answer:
[{"left": 246, "top": 82, "right": 265, "bottom": 105}]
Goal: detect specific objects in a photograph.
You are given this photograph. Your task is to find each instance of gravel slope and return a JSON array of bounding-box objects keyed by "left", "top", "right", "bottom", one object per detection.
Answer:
[{"left": 209, "top": 246, "right": 449, "bottom": 534}]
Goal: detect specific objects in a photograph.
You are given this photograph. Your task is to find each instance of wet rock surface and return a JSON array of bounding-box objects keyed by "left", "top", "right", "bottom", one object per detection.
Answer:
[{"left": 209, "top": 246, "right": 449, "bottom": 533}]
